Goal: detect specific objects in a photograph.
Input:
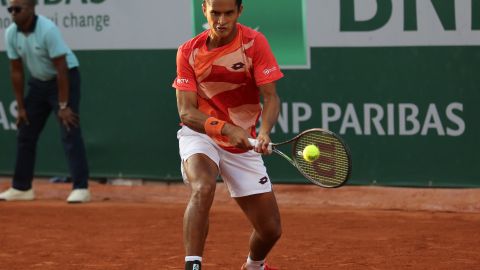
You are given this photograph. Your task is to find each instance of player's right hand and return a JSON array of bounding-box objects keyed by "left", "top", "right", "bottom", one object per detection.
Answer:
[{"left": 222, "top": 124, "right": 253, "bottom": 150}]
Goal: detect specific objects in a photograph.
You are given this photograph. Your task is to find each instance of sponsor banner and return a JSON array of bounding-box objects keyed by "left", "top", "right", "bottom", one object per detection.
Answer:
[
  {"left": 0, "top": 0, "right": 192, "bottom": 50},
  {"left": 308, "top": 0, "right": 480, "bottom": 47},
  {"left": 269, "top": 102, "right": 465, "bottom": 137},
  {"left": 0, "top": 47, "right": 478, "bottom": 186},
  {"left": 2, "top": 1, "right": 479, "bottom": 53},
  {"left": 0, "top": 1, "right": 478, "bottom": 186}
]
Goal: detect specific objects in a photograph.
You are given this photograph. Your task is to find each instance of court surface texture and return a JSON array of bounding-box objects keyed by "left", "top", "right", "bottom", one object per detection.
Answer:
[{"left": 1, "top": 178, "right": 479, "bottom": 269}]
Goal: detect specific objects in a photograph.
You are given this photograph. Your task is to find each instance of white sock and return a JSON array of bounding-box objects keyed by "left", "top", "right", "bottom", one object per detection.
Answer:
[
  {"left": 244, "top": 255, "right": 265, "bottom": 270},
  {"left": 185, "top": 256, "right": 202, "bottom": 262}
]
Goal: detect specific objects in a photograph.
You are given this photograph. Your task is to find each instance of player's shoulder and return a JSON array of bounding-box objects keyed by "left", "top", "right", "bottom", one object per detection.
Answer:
[
  {"left": 238, "top": 23, "right": 264, "bottom": 42},
  {"left": 178, "top": 30, "right": 208, "bottom": 54}
]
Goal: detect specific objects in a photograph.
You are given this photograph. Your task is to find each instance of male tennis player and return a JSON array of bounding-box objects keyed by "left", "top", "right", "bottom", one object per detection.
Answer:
[
  {"left": 173, "top": 0, "right": 283, "bottom": 269},
  {"left": 0, "top": 0, "right": 90, "bottom": 203}
]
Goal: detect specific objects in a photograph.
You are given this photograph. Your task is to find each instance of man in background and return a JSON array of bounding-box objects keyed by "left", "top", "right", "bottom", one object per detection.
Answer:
[{"left": 0, "top": 0, "right": 90, "bottom": 203}]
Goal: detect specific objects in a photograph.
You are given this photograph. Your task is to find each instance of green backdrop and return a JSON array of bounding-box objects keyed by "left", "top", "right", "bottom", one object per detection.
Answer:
[
  {"left": 192, "top": 0, "right": 308, "bottom": 68},
  {"left": 1, "top": 46, "right": 479, "bottom": 187}
]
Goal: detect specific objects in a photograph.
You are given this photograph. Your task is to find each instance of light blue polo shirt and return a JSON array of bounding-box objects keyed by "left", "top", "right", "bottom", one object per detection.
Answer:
[{"left": 4, "top": 15, "right": 79, "bottom": 81}]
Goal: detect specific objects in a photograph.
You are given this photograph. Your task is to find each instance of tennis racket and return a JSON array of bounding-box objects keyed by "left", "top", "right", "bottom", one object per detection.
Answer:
[{"left": 249, "top": 128, "right": 352, "bottom": 188}]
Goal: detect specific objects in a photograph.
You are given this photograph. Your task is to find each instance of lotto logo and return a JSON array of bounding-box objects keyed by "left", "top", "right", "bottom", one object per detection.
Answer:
[
  {"left": 259, "top": 176, "right": 268, "bottom": 185},
  {"left": 231, "top": 62, "right": 245, "bottom": 70}
]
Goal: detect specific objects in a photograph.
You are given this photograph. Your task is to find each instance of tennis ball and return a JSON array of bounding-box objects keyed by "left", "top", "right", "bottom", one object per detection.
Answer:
[{"left": 303, "top": 144, "right": 320, "bottom": 162}]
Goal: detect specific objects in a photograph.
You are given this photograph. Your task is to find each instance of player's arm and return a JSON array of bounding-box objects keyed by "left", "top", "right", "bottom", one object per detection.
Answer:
[
  {"left": 9, "top": 59, "right": 29, "bottom": 126},
  {"left": 52, "top": 55, "right": 78, "bottom": 130},
  {"left": 176, "top": 90, "right": 208, "bottom": 132},
  {"left": 176, "top": 90, "right": 252, "bottom": 149},
  {"left": 256, "top": 82, "right": 280, "bottom": 154}
]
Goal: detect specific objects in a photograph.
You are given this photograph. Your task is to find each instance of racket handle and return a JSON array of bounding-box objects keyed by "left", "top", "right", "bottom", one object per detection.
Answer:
[{"left": 248, "top": 138, "right": 273, "bottom": 153}]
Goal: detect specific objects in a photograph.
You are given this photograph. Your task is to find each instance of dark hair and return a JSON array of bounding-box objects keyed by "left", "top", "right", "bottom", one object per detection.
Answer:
[{"left": 203, "top": 0, "right": 242, "bottom": 9}]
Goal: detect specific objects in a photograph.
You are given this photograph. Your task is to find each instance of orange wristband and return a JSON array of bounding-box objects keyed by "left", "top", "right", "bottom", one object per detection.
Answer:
[{"left": 204, "top": 117, "right": 226, "bottom": 137}]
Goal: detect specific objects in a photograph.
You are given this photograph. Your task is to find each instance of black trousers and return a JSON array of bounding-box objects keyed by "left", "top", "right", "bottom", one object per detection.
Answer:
[{"left": 12, "top": 68, "right": 89, "bottom": 190}]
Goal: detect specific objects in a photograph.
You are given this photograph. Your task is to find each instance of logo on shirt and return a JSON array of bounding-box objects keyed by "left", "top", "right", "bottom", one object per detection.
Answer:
[
  {"left": 176, "top": 78, "right": 189, "bottom": 84},
  {"left": 231, "top": 62, "right": 245, "bottom": 70},
  {"left": 210, "top": 121, "right": 219, "bottom": 125},
  {"left": 263, "top": 66, "right": 277, "bottom": 75}
]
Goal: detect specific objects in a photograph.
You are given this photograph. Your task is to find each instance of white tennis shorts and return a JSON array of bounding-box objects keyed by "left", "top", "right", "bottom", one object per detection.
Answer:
[{"left": 177, "top": 126, "right": 272, "bottom": 197}]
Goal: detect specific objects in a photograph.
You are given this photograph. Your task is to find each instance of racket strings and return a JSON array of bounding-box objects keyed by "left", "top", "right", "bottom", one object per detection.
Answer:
[{"left": 293, "top": 131, "right": 350, "bottom": 187}]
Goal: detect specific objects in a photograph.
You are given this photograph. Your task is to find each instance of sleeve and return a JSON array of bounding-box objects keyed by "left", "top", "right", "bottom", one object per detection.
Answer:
[
  {"left": 44, "top": 26, "right": 69, "bottom": 59},
  {"left": 172, "top": 45, "right": 197, "bottom": 91},
  {"left": 252, "top": 33, "right": 284, "bottom": 86},
  {"left": 5, "top": 28, "right": 19, "bottom": 60}
]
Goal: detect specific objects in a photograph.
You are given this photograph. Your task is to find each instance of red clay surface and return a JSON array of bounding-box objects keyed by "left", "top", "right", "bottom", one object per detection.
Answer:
[{"left": 1, "top": 178, "right": 480, "bottom": 270}]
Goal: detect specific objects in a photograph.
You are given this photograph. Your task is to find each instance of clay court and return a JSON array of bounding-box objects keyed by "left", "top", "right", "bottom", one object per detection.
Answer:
[{"left": 1, "top": 178, "right": 480, "bottom": 270}]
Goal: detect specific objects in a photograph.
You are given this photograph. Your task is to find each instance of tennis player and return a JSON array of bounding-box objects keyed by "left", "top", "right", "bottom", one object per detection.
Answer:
[{"left": 173, "top": 0, "right": 283, "bottom": 269}]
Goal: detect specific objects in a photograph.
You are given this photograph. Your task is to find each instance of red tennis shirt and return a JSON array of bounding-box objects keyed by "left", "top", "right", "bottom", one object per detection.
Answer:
[{"left": 173, "top": 24, "right": 283, "bottom": 152}]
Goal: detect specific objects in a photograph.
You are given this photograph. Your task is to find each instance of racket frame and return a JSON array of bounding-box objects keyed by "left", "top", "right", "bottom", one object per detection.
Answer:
[{"left": 250, "top": 128, "right": 352, "bottom": 188}]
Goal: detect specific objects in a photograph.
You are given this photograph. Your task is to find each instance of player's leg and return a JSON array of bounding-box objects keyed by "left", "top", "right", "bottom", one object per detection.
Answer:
[
  {"left": 219, "top": 150, "right": 281, "bottom": 269},
  {"left": 178, "top": 126, "right": 221, "bottom": 269},
  {"left": 183, "top": 153, "right": 218, "bottom": 268},
  {"left": 235, "top": 192, "right": 282, "bottom": 268}
]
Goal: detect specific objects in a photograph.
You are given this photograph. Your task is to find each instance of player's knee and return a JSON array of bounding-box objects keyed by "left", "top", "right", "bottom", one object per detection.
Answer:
[
  {"left": 271, "top": 224, "right": 282, "bottom": 243},
  {"left": 191, "top": 181, "right": 216, "bottom": 201},
  {"left": 262, "top": 222, "right": 282, "bottom": 244}
]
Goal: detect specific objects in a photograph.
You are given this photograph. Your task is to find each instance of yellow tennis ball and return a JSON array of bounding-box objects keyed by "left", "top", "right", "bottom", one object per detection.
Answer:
[{"left": 303, "top": 144, "right": 320, "bottom": 162}]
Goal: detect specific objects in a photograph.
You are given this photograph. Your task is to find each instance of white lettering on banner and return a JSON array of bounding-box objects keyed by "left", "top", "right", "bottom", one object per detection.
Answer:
[
  {"left": 399, "top": 103, "right": 420, "bottom": 135},
  {"left": 387, "top": 103, "right": 395, "bottom": 135},
  {"left": 325, "top": 102, "right": 465, "bottom": 136},
  {"left": 339, "top": 103, "right": 362, "bottom": 135},
  {"left": 364, "top": 103, "right": 385, "bottom": 135},
  {"left": 421, "top": 104, "right": 444, "bottom": 135},
  {"left": 445, "top": 103, "right": 465, "bottom": 136},
  {"left": 9, "top": 100, "right": 17, "bottom": 130},
  {"left": 276, "top": 103, "right": 289, "bottom": 133},
  {"left": 272, "top": 102, "right": 311, "bottom": 133},
  {"left": 0, "top": 100, "right": 17, "bottom": 131},
  {"left": 0, "top": 101, "right": 9, "bottom": 130},
  {"left": 272, "top": 101, "right": 465, "bottom": 137},
  {"left": 321, "top": 103, "right": 342, "bottom": 130},
  {"left": 292, "top": 102, "right": 311, "bottom": 133}
]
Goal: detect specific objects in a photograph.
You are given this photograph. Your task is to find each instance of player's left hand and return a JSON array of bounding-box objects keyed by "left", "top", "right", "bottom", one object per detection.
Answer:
[
  {"left": 254, "top": 133, "right": 272, "bottom": 155},
  {"left": 58, "top": 107, "right": 79, "bottom": 132}
]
